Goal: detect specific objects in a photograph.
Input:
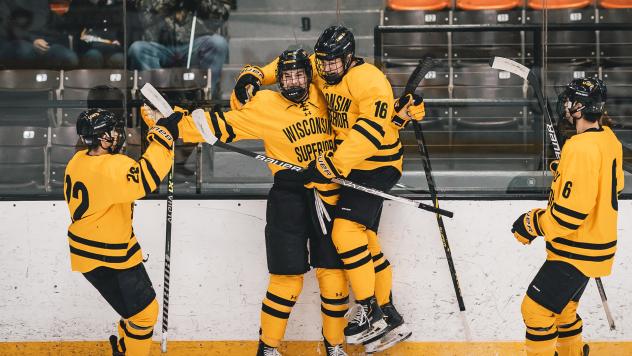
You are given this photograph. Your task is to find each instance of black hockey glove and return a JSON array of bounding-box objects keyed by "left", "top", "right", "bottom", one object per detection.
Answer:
[
  {"left": 511, "top": 208, "right": 545, "bottom": 245},
  {"left": 304, "top": 152, "right": 342, "bottom": 185},
  {"left": 234, "top": 66, "right": 263, "bottom": 105},
  {"left": 156, "top": 112, "right": 184, "bottom": 141}
]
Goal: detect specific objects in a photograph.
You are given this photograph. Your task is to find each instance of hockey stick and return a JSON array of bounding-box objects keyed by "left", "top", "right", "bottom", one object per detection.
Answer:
[
  {"left": 403, "top": 56, "right": 471, "bottom": 339},
  {"left": 190, "top": 109, "right": 454, "bottom": 218},
  {"left": 186, "top": 11, "right": 197, "bottom": 70},
  {"left": 490, "top": 56, "right": 616, "bottom": 331},
  {"left": 139, "top": 83, "right": 175, "bottom": 351}
]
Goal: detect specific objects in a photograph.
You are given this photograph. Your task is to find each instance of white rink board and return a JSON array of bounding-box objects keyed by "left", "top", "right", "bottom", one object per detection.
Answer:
[{"left": 0, "top": 200, "right": 631, "bottom": 342}]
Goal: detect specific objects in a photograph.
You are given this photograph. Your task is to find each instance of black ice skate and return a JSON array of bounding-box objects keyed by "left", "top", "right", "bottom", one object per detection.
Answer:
[
  {"left": 344, "top": 296, "right": 388, "bottom": 344},
  {"left": 256, "top": 340, "right": 282, "bottom": 356},
  {"left": 363, "top": 302, "right": 412, "bottom": 353},
  {"left": 109, "top": 335, "right": 124, "bottom": 356},
  {"left": 324, "top": 337, "right": 348, "bottom": 356}
]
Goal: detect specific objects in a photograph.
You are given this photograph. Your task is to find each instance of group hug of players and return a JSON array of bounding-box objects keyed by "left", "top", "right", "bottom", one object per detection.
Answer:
[{"left": 63, "top": 25, "right": 623, "bottom": 356}]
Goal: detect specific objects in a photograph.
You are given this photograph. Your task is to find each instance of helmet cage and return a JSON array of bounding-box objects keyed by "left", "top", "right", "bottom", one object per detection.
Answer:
[{"left": 276, "top": 49, "right": 313, "bottom": 103}]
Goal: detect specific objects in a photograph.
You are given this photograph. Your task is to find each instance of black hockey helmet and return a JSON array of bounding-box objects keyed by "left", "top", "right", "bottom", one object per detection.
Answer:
[
  {"left": 557, "top": 77, "right": 607, "bottom": 122},
  {"left": 76, "top": 108, "right": 125, "bottom": 153},
  {"left": 314, "top": 25, "right": 355, "bottom": 85},
  {"left": 276, "top": 48, "right": 312, "bottom": 103}
]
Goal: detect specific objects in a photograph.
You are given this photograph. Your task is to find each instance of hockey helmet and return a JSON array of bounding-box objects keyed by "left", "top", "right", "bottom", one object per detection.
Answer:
[
  {"left": 276, "top": 48, "right": 312, "bottom": 103},
  {"left": 76, "top": 108, "right": 125, "bottom": 153},
  {"left": 314, "top": 25, "right": 355, "bottom": 85},
  {"left": 557, "top": 77, "right": 607, "bottom": 122}
]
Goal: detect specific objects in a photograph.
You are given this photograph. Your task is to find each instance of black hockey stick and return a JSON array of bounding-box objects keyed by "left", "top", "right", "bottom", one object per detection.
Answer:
[
  {"left": 139, "top": 83, "right": 176, "bottom": 350},
  {"left": 402, "top": 56, "right": 470, "bottom": 339},
  {"left": 190, "top": 109, "right": 454, "bottom": 218},
  {"left": 490, "top": 57, "right": 616, "bottom": 331}
]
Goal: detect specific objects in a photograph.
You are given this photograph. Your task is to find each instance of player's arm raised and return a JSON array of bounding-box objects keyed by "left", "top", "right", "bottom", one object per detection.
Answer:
[{"left": 107, "top": 112, "right": 183, "bottom": 204}]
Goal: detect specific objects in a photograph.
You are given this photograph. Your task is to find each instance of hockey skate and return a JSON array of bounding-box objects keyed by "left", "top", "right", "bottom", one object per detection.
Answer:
[
  {"left": 344, "top": 296, "right": 388, "bottom": 344},
  {"left": 109, "top": 335, "right": 124, "bottom": 356},
  {"left": 554, "top": 344, "right": 589, "bottom": 356},
  {"left": 324, "top": 337, "right": 348, "bottom": 356},
  {"left": 257, "top": 340, "right": 282, "bottom": 356},
  {"left": 363, "top": 302, "right": 412, "bottom": 354}
]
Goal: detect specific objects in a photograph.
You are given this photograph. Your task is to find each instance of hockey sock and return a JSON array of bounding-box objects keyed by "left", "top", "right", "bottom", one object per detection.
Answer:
[
  {"left": 522, "top": 295, "right": 558, "bottom": 356},
  {"left": 117, "top": 298, "right": 158, "bottom": 356},
  {"left": 556, "top": 301, "right": 584, "bottom": 356},
  {"left": 366, "top": 229, "right": 393, "bottom": 306},
  {"left": 260, "top": 274, "right": 304, "bottom": 348},
  {"left": 316, "top": 268, "right": 349, "bottom": 345},
  {"left": 332, "top": 218, "right": 375, "bottom": 300}
]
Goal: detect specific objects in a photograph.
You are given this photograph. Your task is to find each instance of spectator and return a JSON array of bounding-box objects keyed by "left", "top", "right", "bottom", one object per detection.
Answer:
[
  {"left": 128, "top": 0, "right": 230, "bottom": 97},
  {"left": 65, "top": 0, "right": 124, "bottom": 69},
  {"left": 0, "top": 0, "right": 78, "bottom": 69}
]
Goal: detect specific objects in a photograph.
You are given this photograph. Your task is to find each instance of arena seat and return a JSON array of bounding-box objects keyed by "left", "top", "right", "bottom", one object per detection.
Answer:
[
  {"left": 597, "top": 6, "right": 632, "bottom": 65},
  {"left": 0, "top": 70, "right": 60, "bottom": 126},
  {"left": 456, "top": 0, "right": 521, "bottom": 10},
  {"left": 600, "top": 0, "right": 632, "bottom": 7},
  {"left": 382, "top": 9, "right": 450, "bottom": 65},
  {"left": 386, "top": 0, "right": 450, "bottom": 11},
  {"left": 528, "top": 0, "right": 592, "bottom": 9},
  {"left": 0, "top": 126, "right": 48, "bottom": 192},
  {"left": 49, "top": 127, "right": 80, "bottom": 190},
  {"left": 136, "top": 68, "right": 211, "bottom": 100},
  {"left": 125, "top": 127, "right": 143, "bottom": 160}
]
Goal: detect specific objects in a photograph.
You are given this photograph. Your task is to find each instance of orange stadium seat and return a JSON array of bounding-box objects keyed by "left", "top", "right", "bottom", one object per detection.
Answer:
[
  {"left": 457, "top": 0, "right": 522, "bottom": 10},
  {"left": 600, "top": 0, "right": 632, "bottom": 7},
  {"left": 528, "top": 0, "right": 592, "bottom": 9},
  {"left": 387, "top": 0, "right": 450, "bottom": 11}
]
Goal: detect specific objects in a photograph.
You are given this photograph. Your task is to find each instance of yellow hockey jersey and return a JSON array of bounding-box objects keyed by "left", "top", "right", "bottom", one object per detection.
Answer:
[
  {"left": 64, "top": 127, "right": 174, "bottom": 273},
  {"left": 256, "top": 55, "right": 402, "bottom": 176},
  {"left": 540, "top": 126, "right": 624, "bottom": 277},
  {"left": 178, "top": 85, "right": 339, "bottom": 202}
]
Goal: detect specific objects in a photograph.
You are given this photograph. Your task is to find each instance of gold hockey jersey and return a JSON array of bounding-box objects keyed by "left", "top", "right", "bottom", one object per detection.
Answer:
[
  {"left": 255, "top": 55, "right": 402, "bottom": 176},
  {"left": 178, "top": 85, "right": 339, "bottom": 202},
  {"left": 540, "top": 126, "right": 624, "bottom": 277},
  {"left": 64, "top": 127, "right": 174, "bottom": 273}
]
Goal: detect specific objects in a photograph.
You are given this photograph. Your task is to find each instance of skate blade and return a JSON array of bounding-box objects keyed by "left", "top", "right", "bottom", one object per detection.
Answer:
[
  {"left": 346, "top": 319, "right": 388, "bottom": 344},
  {"left": 365, "top": 324, "right": 412, "bottom": 354}
]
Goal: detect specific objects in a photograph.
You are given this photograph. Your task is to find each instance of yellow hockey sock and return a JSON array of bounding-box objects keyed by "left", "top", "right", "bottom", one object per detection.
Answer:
[
  {"left": 367, "top": 229, "right": 392, "bottom": 306},
  {"left": 260, "top": 274, "right": 304, "bottom": 348},
  {"left": 317, "top": 268, "right": 349, "bottom": 346},
  {"left": 332, "top": 218, "right": 375, "bottom": 300},
  {"left": 117, "top": 299, "right": 158, "bottom": 356},
  {"left": 522, "top": 295, "right": 558, "bottom": 356},
  {"left": 556, "top": 301, "right": 584, "bottom": 356}
]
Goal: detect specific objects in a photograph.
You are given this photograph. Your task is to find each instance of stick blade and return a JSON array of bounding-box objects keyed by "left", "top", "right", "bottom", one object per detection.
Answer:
[
  {"left": 191, "top": 109, "right": 219, "bottom": 145},
  {"left": 140, "top": 83, "right": 174, "bottom": 117},
  {"left": 489, "top": 56, "right": 530, "bottom": 80}
]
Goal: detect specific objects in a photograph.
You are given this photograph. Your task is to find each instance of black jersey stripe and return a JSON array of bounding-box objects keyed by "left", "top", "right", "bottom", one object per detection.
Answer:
[
  {"left": 546, "top": 242, "right": 615, "bottom": 262},
  {"left": 366, "top": 147, "right": 404, "bottom": 162},
  {"left": 551, "top": 237, "right": 617, "bottom": 250},
  {"left": 550, "top": 209, "right": 580, "bottom": 230},
  {"left": 374, "top": 259, "right": 391, "bottom": 273},
  {"left": 266, "top": 292, "right": 296, "bottom": 307},
  {"left": 217, "top": 111, "right": 236, "bottom": 143},
  {"left": 139, "top": 165, "right": 152, "bottom": 195},
  {"left": 372, "top": 252, "right": 384, "bottom": 262},
  {"left": 70, "top": 242, "right": 141, "bottom": 263},
  {"left": 68, "top": 231, "right": 130, "bottom": 249},
  {"left": 352, "top": 125, "right": 381, "bottom": 149},
  {"left": 317, "top": 188, "right": 341, "bottom": 197},
  {"left": 553, "top": 203, "right": 588, "bottom": 220},
  {"left": 140, "top": 158, "right": 160, "bottom": 189},
  {"left": 380, "top": 139, "right": 401, "bottom": 150},
  {"left": 209, "top": 112, "right": 223, "bottom": 141},
  {"left": 356, "top": 118, "right": 385, "bottom": 137}
]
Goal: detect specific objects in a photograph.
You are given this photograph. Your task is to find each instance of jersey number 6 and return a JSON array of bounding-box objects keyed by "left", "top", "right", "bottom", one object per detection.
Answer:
[{"left": 65, "top": 175, "right": 89, "bottom": 222}]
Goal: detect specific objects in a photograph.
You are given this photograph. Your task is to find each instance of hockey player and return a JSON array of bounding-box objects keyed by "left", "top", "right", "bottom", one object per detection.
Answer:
[
  {"left": 231, "top": 26, "right": 425, "bottom": 352},
  {"left": 64, "top": 108, "right": 183, "bottom": 356},
  {"left": 142, "top": 49, "right": 350, "bottom": 356},
  {"left": 511, "top": 78, "right": 623, "bottom": 356}
]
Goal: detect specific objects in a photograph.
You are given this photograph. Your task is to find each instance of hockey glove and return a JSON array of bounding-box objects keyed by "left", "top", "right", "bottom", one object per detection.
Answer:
[
  {"left": 155, "top": 112, "right": 184, "bottom": 141},
  {"left": 511, "top": 208, "right": 545, "bottom": 245},
  {"left": 233, "top": 65, "right": 263, "bottom": 107},
  {"left": 304, "top": 152, "right": 342, "bottom": 185},
  {"left": 391, "top": 93, "right": 425, "bottom": 128}
]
